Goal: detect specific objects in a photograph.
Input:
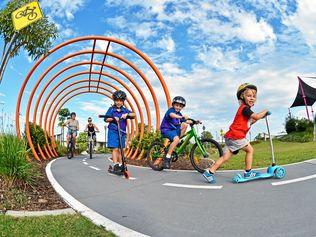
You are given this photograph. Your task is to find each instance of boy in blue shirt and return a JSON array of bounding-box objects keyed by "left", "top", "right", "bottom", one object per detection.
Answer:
[
  {"left": 160, "top": 96, "right": 191, "bottom": 169},
  {"left": 104, "top": 90, "right": 135, "bottom": 172}
]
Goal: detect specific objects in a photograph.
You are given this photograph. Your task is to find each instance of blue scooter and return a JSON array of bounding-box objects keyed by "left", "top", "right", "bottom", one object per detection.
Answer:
[{"left": 232, "top": 113, "right": 286, "bottom": 183}]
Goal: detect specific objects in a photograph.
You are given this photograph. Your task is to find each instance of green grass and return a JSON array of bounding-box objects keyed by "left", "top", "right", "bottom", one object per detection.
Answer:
[
  {"left": 218, "top": 140, "right": 316, "bottom": 170},
  {"left": 0, "top": 214, "right": 115, "bottom": 237}
]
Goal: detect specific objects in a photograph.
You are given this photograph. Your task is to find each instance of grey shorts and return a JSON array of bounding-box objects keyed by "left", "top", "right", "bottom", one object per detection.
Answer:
[{"left": 224, "top": 138, "right": 249, "bottom": 154}]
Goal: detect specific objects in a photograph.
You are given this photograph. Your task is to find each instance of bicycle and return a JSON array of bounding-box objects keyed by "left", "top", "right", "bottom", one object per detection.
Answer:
[
  {"left": 15, "top": 6, "right": 38, "bottom": 21},
  {"left": 66, "top": 127, "right": 77, "bottom": 159},
  {"left": 147, "top": 118, "right": 223, "bottom": 173},
  {"left": 87, "top": 131, "right": 98, "bottom": 159}
]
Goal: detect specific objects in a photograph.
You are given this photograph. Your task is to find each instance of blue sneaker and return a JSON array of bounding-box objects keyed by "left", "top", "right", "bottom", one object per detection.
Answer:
[
  {"left": 244, "top": 170, "right": 261, "bottom": 178},
  {"left": 202, "top": 170, "right": 216, "bottom": 183}
]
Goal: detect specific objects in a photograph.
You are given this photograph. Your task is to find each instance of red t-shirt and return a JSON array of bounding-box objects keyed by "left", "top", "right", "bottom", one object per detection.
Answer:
[{"left": 225, "top": 104, "right": 254, "bottom": 140}]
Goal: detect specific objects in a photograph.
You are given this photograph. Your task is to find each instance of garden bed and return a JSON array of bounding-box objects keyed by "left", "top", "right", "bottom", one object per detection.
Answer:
[{"left": 0, "top": 160, "right": 68, "bottom": 212}]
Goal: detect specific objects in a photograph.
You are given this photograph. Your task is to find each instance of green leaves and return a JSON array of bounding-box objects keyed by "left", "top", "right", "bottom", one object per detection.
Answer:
[{"left": 0, "top": 0, "right": 58, "bottom": 60}]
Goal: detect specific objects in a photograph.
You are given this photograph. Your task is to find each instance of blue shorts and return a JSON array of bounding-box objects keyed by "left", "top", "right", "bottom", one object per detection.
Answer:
[
  {"left": 107, "top": 129, "right": 126, "bottom": 148},
  {"left": 161, "top": 128, "right": 180, "bottom": 141}
]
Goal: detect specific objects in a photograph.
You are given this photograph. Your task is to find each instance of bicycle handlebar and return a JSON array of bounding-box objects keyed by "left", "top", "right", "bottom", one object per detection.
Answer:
[{"left": 187, "top": 118, "right": 202, "bottom": 125}]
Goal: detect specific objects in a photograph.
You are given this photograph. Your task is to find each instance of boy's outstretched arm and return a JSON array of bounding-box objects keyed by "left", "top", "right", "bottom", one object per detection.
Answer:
[
  {"left": 250, "top": 109, "right": 269, "bottom": 124},
  {"left": 170, "top": 113, "right": 188, "bottom": 120}
]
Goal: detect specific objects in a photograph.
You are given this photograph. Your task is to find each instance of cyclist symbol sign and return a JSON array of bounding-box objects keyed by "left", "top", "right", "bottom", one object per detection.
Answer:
[{"left": 11, "top": 1, "right": 43, "bottom": 31}]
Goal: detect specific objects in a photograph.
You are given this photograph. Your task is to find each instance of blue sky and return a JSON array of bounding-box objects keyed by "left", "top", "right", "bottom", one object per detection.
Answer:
[{"left": 1, "top": 0, "right": 316, "bottom": 141}]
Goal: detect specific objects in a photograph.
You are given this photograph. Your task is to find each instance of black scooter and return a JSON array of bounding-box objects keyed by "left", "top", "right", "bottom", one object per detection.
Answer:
[{"left": 99, "top": 114, "right": 133, "bottom": 179}]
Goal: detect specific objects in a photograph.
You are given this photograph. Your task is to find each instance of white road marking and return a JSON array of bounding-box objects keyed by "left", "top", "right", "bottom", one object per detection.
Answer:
[
  {"left": 89, "top": 166, "right": 101, "bottom": 171},
  {"left": 272, "top": 174, "right": 316, "bottom": 186},
  {"left": 163, "top": 182, "right": 223, "bottom": 189},
  {"left": 46, "top": 159, "right": 148, "bottom": 237},
  {"left": 83, "top": 162, "right": 88, "bottom": 165},
  {"left": 107, "top": 172, "right": 137, "bottom": 180}
]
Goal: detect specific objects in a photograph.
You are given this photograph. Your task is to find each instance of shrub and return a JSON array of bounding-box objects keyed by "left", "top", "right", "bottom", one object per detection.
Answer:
[
  {"left": 26, "top": 122, "right": 46, "bottom": 148},
  {"left": 297, "top": 119, "right": 313, "bottom": 132},
  {"left": 0, "top": 134, "right": 39, "bottom": 186},
  {"left": 285, "top": 118, "right": 297, "bottom": 134}
]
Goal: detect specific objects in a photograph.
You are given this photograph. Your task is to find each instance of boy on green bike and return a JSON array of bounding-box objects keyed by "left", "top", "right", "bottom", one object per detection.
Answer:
[
  {"left": 203, "top": 83, "right": 269, "bottom": 183},
  {"left": 160, "top": 96, "right": 192, "bottom": 169}
]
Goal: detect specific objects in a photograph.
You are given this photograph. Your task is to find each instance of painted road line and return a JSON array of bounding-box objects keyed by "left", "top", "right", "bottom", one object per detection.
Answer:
[
  {"left": 89, "top": 166, "right": 101, "bottom": 171},
  {"left": 272, "top": 174, "right": 316, "bottom": 186},
  {"left": 83, "top": 162, "right": 88, "bottom": 165},
  {"left": 107, "top": 172, "right": 137, "bottom": 180},
  {"left": 163, "top": 183, "right": 223, "bottom": 190},
  {"left": 46, "top": 159, "right": 149, "bottom": 237}
]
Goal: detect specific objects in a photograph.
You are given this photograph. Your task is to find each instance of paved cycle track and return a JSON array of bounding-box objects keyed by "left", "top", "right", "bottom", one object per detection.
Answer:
[{"left": 47, "top": 154, "right": 316, "bottom": 237}]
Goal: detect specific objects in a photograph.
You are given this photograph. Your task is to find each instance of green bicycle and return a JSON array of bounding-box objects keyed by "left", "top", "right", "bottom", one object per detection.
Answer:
[{"left": 147, "top": 119, "right": 223, "bottom": 173}]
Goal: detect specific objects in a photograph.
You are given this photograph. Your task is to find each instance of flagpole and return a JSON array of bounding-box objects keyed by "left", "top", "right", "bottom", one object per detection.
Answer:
[{"left": 297, "top": 76, "right": 310, "bottom": 120}]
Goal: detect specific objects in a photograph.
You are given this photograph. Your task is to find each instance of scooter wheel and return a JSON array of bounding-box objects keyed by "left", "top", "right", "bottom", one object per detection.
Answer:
[
  {"left": 274, "top": 167, "right": 286, "bottom": 179},
  {"left": 123, "top": 170, "right": 130, "bottom": 179},
  {"left": 232, "top": 173, "right": 243, "bottom": 183}
]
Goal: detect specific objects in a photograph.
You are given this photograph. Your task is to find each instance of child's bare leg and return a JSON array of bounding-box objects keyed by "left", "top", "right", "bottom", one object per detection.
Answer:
[
  {"left": 117, "top": 148, "right": 123, "bottom": 164},
  {"left": 180, "top": 123, "right": 188, "bottom": 137},
  {"left": 167, "top": 136, "right": 180, "bottom": 155},
  {"left": 209, "top": 150, "right": 233, "bottom": 173},
  {"left": 242, "top": 144, "right": 254, "bottom": 170},
  {"left": 112, "top": 148, "right": 119, "bottom": 163}
]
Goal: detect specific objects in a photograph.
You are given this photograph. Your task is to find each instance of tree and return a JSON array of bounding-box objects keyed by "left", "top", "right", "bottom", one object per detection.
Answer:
[
  {"left": 0, "top": 0, "right": 58, "bottom": 82},
  {"left": 58, "top": 108, "right": 70, "bottom": 144},
  {"left": 201, "top": 130, "right": 213, "bottom": 140}
]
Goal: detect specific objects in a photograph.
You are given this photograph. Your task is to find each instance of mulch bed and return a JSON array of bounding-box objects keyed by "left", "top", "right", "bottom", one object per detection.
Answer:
[
  {"left": 0, "top": 160, "right": 69, "bottom": 212},
  {"left": 126, "top": 155, "right": 196, "bottom": 170}
]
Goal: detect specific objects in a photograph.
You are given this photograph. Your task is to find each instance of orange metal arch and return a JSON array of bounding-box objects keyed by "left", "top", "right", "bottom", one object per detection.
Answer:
[
  {"left": 44, "top": 84, "right": 138, "bottom": 156},
  {"left": 16, "top": 36, "right": 171, "bottom": 160}
]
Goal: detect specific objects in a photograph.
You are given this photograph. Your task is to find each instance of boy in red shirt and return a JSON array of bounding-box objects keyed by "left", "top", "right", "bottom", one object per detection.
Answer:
[{"left": 203, "top": 83, "right": 269, "bottom": 183}]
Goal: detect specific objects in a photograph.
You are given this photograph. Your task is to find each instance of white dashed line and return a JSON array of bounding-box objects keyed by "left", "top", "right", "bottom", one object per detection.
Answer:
[
  {"left": 163, "top": 182, "right": 223, "bottom": 189},
  {"left": 89, "top": 166, "right": 101, "bottom": 171},
  {"left": 83, "top": 162, "right": 88, "bottom": 165},
  {"left": 272, "top": 174, "right": 316, "bottom": 186}
]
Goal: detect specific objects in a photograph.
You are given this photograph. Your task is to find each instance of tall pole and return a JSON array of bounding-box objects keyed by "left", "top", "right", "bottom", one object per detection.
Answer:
[{"left": 297, "top": 76, "right": 310, "bottom": 120}]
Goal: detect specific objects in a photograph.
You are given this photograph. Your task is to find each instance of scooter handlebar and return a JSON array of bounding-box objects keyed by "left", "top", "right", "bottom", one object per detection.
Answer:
[
  {"left": 98, "top": 115, "right": 134, "bottom": 120},
  {"left": 266, "top": 111, "right": 272, "bottom": 116}
]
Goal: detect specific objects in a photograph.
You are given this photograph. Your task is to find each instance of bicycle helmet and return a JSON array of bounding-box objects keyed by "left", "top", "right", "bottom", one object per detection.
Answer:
[
  {"left": 112, "top": 90, "right": 126, "bottom": 101},
  {"left": 236, "top": 83, "right": 257, "bottom": 100},
  {"left": 70, "top": 112, "right": 76, "bottom": 117},
  {"left": 172, "top": 96, "right": 186, "bottom": 107}
]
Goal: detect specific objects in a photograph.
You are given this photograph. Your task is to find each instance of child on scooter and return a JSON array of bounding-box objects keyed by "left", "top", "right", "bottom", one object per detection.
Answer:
[
  {"left": 104, "top": 90, "right": 135, "bottom": 172},
  {"left": 160, "top": 96, "right": 193, "bottom": 169},
  {"left": 203, "top": 83, "right": 269, "bottom": 183}
]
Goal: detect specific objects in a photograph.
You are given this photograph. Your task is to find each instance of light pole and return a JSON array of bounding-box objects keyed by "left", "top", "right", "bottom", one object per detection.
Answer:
[{"left": 0, "top": 102, "right": 4, "bottom": 133}]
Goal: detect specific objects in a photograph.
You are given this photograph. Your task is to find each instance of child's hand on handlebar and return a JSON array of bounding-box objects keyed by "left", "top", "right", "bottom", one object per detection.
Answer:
[
  {"left": 121, "top": 113, "right": 129, "bottom": 119},
  {"left": 182, "top": 115, "right": 189, "bottom": 120}
]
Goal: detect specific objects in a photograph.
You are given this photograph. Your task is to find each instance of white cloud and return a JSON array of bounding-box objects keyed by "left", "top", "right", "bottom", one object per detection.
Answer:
[
  {"left": 0, "top": 93, "right": 5, "bottom": 97},
  {"left": 41, "top": 0, "right": 85, "bottom": 21},
  {"left": 283, "top": 0, "right": 316, "bottom": 47},
  {"left": 157, "top": 36, "right": 175, "bottom": 53}
]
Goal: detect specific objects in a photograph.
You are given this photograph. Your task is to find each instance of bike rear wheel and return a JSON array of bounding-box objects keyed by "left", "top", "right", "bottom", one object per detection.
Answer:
[
  {"left": 190, "top": 138, "right": 223, "bottom": 173},
  {"left": 147, "top": 141, "right": 165, "bottom": 171}
]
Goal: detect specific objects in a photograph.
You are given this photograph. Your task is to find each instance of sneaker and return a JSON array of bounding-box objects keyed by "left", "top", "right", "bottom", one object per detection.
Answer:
[
  {"left": 244, "top": 170, "right": 261, "bottom": 178},
  {"left": 163, "top": 157, "right": 171, "bottom": 169},
  {"left": 202, "top": 170, "right": 216, "bottom": 183}
]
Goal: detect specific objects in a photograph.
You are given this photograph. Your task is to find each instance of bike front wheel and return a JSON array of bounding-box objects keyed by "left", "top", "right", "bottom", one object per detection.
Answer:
[
  {"left": 89, "top": 141, "right": 93, "bottom": 159},
  {"left": 147, "top": 141, "right": 165, "bottom": 171},
  {"left": 190, "top": 138, "right": 223, "bottom": 173},
  {"left": 67, "top": 142, "right": 73, "bottom": 159}
]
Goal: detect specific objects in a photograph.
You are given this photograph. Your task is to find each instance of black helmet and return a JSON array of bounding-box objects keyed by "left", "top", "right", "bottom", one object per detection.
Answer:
[
  {"left": 236, "top": 83, "right": 257, "bottom": 100},
  {"left": 70, "top": 112, "right": 76, "bottom": 117},
  {"left": 88, "top": 117, "right": 92, "bottom": 122},
  {"left": 172, "top": 96, "right": 186, "bottom": 107},
  {"left": 112, "top": 90, "right": 126, "bottom": 101}
]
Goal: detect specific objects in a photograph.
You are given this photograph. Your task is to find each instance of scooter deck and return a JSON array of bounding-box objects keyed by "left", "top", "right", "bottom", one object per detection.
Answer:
[{"left": 233, "top": 172, "right": 274, "bottom": 183}]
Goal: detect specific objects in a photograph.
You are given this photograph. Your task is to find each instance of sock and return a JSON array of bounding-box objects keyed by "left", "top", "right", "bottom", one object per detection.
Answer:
[
  {"left": 166, "top": 154, "right": 171, "bottom": 159},
  {"left": 245, "top": 169, "right": 251, "bottom": 173}
]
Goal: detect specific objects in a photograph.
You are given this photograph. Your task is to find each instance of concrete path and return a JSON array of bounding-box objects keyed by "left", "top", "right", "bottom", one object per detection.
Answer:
[{"left": 49, "top": 154, "right": 316, "bottom": 237}]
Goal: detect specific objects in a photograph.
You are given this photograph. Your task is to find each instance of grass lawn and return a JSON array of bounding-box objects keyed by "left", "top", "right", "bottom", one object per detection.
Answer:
[
  {"left": 0, "top": 214, "right": 115, "bottom": 237},
  {"left": 218, "top": 140, "right": 316, "bottom": 170}
]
